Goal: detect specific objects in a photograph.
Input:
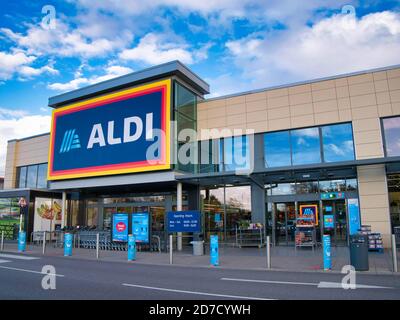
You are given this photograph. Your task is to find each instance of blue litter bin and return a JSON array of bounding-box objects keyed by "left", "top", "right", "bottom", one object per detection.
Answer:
[
  {"left": 64, "top": 233, "right": 73, "bottom": 256},
  {"left": 18, "top": 231, "right": 26, "bottom": 252}
]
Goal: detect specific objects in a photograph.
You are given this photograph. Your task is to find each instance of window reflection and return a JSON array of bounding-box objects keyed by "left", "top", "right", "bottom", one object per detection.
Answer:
[
  {"left": 264, "top": 131, "right": 291, "bottom": 167},
  {"left": 16, "top": 163, "right": 47, "bottom": 189},
  {"left": 322, "top": 123, "right": 355, "bottom": 162},
  {"left": 271, "top": 183, "right": 296, "bottom": 195},
  {"left": 222, "top": 135, "right": 250, "bottom": 171},
  {"left": 319, "top": 180, "right": 346, "bottom": 193},
  {"left": 383, "top": 117, "right": 400, "bottom": 157},
  {"left": 291, "top": 128, "right": 321, "bottom": 165}
]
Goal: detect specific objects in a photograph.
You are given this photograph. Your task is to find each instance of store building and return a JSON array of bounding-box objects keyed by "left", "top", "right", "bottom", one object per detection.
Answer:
[{"left": 1, "top": 61, "right": 400, "bottom": 248}]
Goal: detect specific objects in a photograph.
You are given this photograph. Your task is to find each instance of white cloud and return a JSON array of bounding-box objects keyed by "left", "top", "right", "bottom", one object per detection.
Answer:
[
  {"left": 119, "top": 33, "right": 197, "bottom": 65},
  {"left": 224, "top": 11, "right": 400, "bottom": 90},
  {"left": 48, "top": 65, "right": 133, "bottom": 92},
  {"left": 0, "top": 51, "right": 35, "bottom": 80},
  {"left": 1, "top": 19, "right": 132, "bottom": 59},
  {"left": 0, "top": 111, "right": 51, "bottom": 175}
]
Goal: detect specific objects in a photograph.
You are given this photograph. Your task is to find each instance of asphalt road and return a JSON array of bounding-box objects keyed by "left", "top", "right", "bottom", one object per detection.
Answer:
[{"left": 0, "top": 251, "right": 399, "bottom": 301}]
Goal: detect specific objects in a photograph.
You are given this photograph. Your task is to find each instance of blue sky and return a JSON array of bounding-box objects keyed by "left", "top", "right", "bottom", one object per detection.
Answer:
[{"left": 0, "top": 0, "right": 399, "bottom": 174}]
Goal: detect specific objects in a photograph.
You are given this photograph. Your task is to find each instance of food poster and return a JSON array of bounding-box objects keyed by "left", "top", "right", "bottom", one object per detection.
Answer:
[{"left": 34, "top": 198, "right": 62, "bottom": 232}]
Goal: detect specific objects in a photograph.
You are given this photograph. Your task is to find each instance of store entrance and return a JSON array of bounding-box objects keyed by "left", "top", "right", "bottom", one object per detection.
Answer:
[
  {"left": 274, "top": 202, "right": 296, "bottom": 245},
  {"left": 321, "top": 200, "right": 347, "bottom": 245}
]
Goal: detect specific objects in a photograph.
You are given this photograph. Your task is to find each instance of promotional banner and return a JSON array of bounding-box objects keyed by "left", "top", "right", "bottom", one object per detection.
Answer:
[
  {"left": 323, "top": 234, "right": 331, "bottom": 270},
  {"left": 347, "top": 198, "right": 361, "bottom": 235},
  {"left": 167, "top": 211, "right": 201, "bottom": 233},
  {"left": 112, "top": 213, "right": 129, "bottom": 242},
  {"left": 48, "top": 79, "right": 171, "bottom": 180},
  {"left": 210, "top": 235, "right": 219, "bottom": 266},
  {"left": 34, "top": 198, "right": 62, "bottom": 233},
  {"left": 132, "top": 212, "right": 149, "bottom": 243}
]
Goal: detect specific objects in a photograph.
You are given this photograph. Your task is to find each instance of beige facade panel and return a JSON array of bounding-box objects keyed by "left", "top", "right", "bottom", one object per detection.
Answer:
[
  {"left": 268, "top": 106, "right": 290, "bottom": 120},
  {"left": 374, "top": 79, "right": 389, "bottom": 92},
  {"left": 350, "top": 93, "right": 377, "bottom": 108},
  {"left": 314, "top": 111, "right": 339, "bottom": 125},
  {"left": 245, "top": 91, "right": 266, "bottom": 102},
  {"left": 372, "top": 71, "right": 387, "bottom": 81},
  {"left": 376, "top": 91, "right": 391, "bottom": 105},
  {"left": 247, "top": 110, "right": 267, "bottom": 123},
  {"left": 245, "top": 100, "right": 267, "bottom": 113},
  {"left": 290, "top": 114, "right": 315, "bottom": 128},
  {"left": 267, "top": 95, "right": 290, "bottom": 109},
  {"left": 354, "top": 142, "right": 384, "bottom": 159},
  {"left": 377, "top": 103, "right": 393, "bottom": 117},
  {"left": 351, "top": 105, "right": 379, "bottom": 120},
  {"left": 357, "top": 164, "right": 391, "bottom": 248},
  {"left": 349, "top": 82, "right": 375, "bottom": 96},
  {"left": 288, "top": 84, "right": 311, "bottom": 95},
  {"left": 347, "top": 73, "right": 373, "bottom": 85},
  {"left": 311, "top": 79, "right": 335, "bottom": 91},
  {"left": 267, "top": 87, "right": 288, "bottom": 99},
  {"left": 268, "top": 117, "right": 291, "bottom": 131},
  {"left": 392, "top": 102, "right": 400, "bottom": 114},
  {"left": 312, "top": 88, "right": 336, "bottom": 102},
  {"left": 313, "top": 99, "right": 338, "bottom": 113},
  {"left": 390, "top": 89, "right": 400, "bottom": 103},
  {"left": 338, "top": 109, "right": 352, "bottom": 122},
  {"left": 290, "top": 103, "right": 314, "bottom": 117},
  {"left": 289, "top": 92, "right": 312, "bottom": 105},
  {"left": 336, "top": 86, "right": 350, "bottom": 98},
  {"left": 387, "top": 68, "right": 400, "bottom": 79}
]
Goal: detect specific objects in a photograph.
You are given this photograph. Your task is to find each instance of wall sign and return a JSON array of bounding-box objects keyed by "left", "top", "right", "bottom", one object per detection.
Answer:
[
  {"left": 48, "top": 79, "right": 171, "bottom": 180},
  {"left": 321, "top": 192, "right": 345, "bottom": 200},
  {"left": 299, "top": 204, "right": 319, "bottom": 226},
  {"left": 131, "top": 212, "right": 150, "bottom": 243},
  {"left": 167, "top": 211, "right": 201, "bottom": 233},
  {"left": 112, "top": 213, "right": 129, "bottom": 242}
]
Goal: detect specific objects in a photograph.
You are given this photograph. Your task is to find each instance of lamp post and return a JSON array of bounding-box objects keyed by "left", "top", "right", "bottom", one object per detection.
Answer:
[{"left": 18, "top": 197, "right": 27, "bottom": 232}]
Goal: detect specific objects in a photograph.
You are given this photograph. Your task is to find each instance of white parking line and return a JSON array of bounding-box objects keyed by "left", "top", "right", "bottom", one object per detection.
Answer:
[
  {"left": 122, "top": 283, "right": 274, "bottom": 300},
  {"left": 221, "top": 277, "right": 316, "bottom": 286},
  {"left": 0, "top": 259, "right": 11, "bottom": 264},
  {"left": 0, "top": 253, "right": 39, "bottom": 260},
  {"left": 221, "top": 277, "right": 394, "bottom": 290},
  {"left": 0, "top": 266, "right": 64, "bottom": 277}
]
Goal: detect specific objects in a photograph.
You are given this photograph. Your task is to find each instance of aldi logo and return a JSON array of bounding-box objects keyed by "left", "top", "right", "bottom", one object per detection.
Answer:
[{"left": 59, "top": 129, "right": 81, "bottom": 153}]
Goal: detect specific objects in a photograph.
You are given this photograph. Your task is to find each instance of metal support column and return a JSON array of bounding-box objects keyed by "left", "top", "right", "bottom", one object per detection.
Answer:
[
  {"left": 177, "top": 182, "right": 183, "bottom": 251},
  {"left": 61, "top": 191, "right": 67, "bottom": 229}
]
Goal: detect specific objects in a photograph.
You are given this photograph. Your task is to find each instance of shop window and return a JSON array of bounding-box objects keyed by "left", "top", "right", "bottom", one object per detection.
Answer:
[
  {"left": 346, "top": 178, "right": 358, "bottom": 191},
  {"left": 16, "top": 163, "right": 48, "bottom": 189},
  {"left": 264, "top": 131, "right": 291, "bottom": 168},
  {"left": 296, "top": 181, "right": 319, "bottom": 194},
  {"left": 382, "top": 117, "right": 400, "bottom": 157},
  {"left": 291, "top": 127, "right": 321, "bottom": 165},
  {"left": 319, "top": 180, "right": 346, "bottom": 193},
  {"left": 322, "top": 123, "right": 355, "bottom": 162},
  {"left": 174, "top": 81, "right": 197, "bottom": 173},
  {"left": 271, "top": 183, "right": 296, "bottom": 195},
  {"left": 221, "top": 135, "right": 250, "bottom": 172},
  {"left": 199, "top": 139, "right": 222, "bottom": 173},
  {"left": 0, "top": 197, "right": 20, "bottom": 239}
]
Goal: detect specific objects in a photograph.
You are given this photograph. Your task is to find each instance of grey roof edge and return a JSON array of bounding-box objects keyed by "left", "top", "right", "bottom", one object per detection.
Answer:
[
  {"left": 201, "top": 63, "right": 400, "bottom": 103},
  {"left": 48, "top": 61, "right": 209, "bottom": 108},
  {"left": 7, "top": 132, "right": 50, "bottom": 143}
]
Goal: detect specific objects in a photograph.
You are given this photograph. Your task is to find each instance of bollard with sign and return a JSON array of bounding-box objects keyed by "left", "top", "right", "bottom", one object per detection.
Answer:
[
  {"left": 210, "top": 235, "right": 219, "bottom": 266},
  {"left": 64, "top": 233, "right": 73, "bottom": 256},
  {"left": 323, "top": 234, "right": 332, "bottom": 270},
  {"left": 18, "top": 231, "right": 26, "bottom": 252},
  {"left": 128, "top": 234, "right": 136, "bottom": 261}
]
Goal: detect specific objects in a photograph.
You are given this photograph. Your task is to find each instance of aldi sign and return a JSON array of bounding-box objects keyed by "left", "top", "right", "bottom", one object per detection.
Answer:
[{"left": 48, "top": 79, "right": 171, "bottom": 180}]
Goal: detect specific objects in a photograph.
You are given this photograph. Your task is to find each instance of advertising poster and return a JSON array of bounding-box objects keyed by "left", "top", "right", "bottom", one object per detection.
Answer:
[
  {"left": 112, "top": 213, "right": 129, "bottom": 242},
  {"left": 347, "top": 198, "right": 361, "bottom": 235},
  {"left": 323, "top": 215, "right": 335, "bottom": 229},
  {"left": 132, "top": 212, "right": 149, "bottom": 243},
  {"left": 34, "top": 198, "right": 62, "bottom": 233}
]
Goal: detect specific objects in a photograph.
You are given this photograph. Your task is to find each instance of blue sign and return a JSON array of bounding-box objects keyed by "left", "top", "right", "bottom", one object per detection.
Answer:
[
  {"left": 18, "top": 231, "right": 26, "bottom": 252},
  {"left": 324, "top": 215, "right": 335, "bottom": 229},
  {"left": 64, "top": 233, "right": 73, "bottom": 256},
  {"left": 323, "top": 235, "right": 331, "bottom": 270},
  {"left": 348, "top": 198, "right": 361, "bottom": 235},
  {"left": 325, "top": 206, "right": 333, "bottom": 212},
  {"left": 128, "top": 234, "right": 136, "bottom": 261},
  {"left": 48, "top": 80, "right": 171, "bottom": 180},
  {"left": 132, "top": 212, "right": 150, "bottom": 243},
  {"left": 214, "top": 213, "right": 221, "bottom": 223},
  {"left": 167, "top": 211, "right": 201, "bottom": 233},
  {"left": 113, "top": 213, "right": 129, "bottom": 242},
  {"left": 210, "top": 235, "right": 219, "bottom": 266}
]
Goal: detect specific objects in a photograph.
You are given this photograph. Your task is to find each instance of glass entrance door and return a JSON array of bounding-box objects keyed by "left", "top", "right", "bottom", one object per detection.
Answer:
[
  {"left": 274, "top": 202, "right": 296, "bottom": 245},
  {"left": 322, "top": 200, "right": 347, "bottom": 245}
]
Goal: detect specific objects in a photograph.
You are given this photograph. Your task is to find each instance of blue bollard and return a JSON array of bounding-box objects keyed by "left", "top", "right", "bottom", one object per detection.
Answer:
[
  {"left": 18, "top": 231, "right": 26, "bottom": 252},
  {"left": 323, "top": 234, "right": 331, "bottom": 270},
  {"left": 128, "top": 234, "right": 136, "bottom": 261},
  {"left": 64, "top": 233, "right": 73, "bottom": 256},
  {"left": 210, "top": 235, "right": 219, "bottom": 266}
]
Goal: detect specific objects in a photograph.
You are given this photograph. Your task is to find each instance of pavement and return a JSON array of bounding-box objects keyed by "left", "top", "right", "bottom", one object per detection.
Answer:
[
  {"left": 1, "top": 241, "right": 399, "bottom": 275},
  {"left": 0, "top": 249, "right": 399, "bottom": 301}
]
